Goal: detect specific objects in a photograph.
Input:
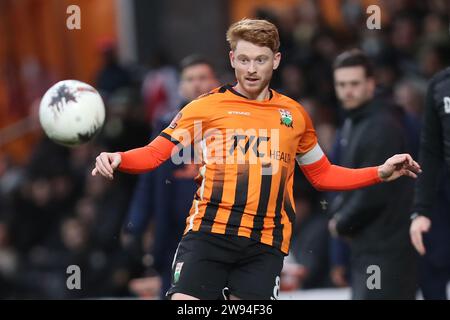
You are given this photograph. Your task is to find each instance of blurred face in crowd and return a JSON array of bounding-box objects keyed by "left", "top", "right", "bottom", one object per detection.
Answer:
[
  {"left": 30, "top": 178, "right": 51, "bottom": 207},
  {"left": 394, "top": 81, "right": 423, "bottom": 116},
  {"left": 334, "top": 66, "right": 375, "bottom": 110},
  {"left": 179, "top": 63, "right": 219, "bottom": 102},
  {"left": 229, "top": 40, "right": 281, "bottom": 100},
  {"left": 61, "top": 218, "right": 88, "bottom": 251}
]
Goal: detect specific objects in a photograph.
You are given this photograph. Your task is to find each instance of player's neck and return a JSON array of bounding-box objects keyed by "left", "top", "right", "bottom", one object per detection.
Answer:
[{"left": 233, "top": 83, "right": 270, "bottom": 101}]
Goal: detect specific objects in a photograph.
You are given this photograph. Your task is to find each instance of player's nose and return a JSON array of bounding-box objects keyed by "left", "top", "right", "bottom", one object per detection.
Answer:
[{"left": 247, "top": 61, "right": 256, "bottom": 73}]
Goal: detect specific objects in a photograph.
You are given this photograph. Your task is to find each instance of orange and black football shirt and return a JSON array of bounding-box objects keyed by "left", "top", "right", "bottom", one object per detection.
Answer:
[{"left": 160, "top": 84, "right": 317, "bottom": 254}]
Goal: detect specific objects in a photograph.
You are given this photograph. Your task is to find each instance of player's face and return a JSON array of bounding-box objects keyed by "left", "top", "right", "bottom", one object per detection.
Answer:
[
  {"left": 334, "top": 66, "right": 375, "bottom": 110},
  {"left": 229, "top": 40, "right": 281, "bottom": 99},
  {"left": 179, "top": 64, "right": 219, "bottom": 102}
]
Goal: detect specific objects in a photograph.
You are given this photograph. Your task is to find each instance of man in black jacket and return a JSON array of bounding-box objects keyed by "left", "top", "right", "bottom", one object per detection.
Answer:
[
  {"left": 409, "top": 68, "right": 450, "bottom": 299},
  {"left": 328, "top": 49, "right": 417, "bottom": 299},
  {"left": 123, "top": 55, "right": 219, "bottom": 299}
]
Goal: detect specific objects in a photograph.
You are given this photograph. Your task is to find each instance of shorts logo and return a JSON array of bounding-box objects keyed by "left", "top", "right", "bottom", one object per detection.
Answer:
[
  {"left": 174, "top": 262, "right": 184, "bottom": 283},
  {"left": 279, "top": 109, "right": 293, "bottom": 128}
]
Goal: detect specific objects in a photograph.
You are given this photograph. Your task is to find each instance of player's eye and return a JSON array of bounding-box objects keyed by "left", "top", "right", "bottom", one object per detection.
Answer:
[{"left": 237, "top": 56, "right": 249, "bottom": 62}]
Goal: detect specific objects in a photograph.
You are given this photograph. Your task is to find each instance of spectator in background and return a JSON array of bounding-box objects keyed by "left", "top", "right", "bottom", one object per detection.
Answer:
[
  {"left": 420, "top": 13, "right": 449, "bottom": 45},
  {"left": 328, "top": 237, "right": 351, "bottom": 288},
  {"left": 300, "top": 97, "right": 336, "bottom": 155},
  {"left": 277, "top": 63, "right": 306, "bottom": 102},
  {"left": 141, "top": 51, "right": 181, "bottom": 125},
  {"left": 393, "top": 78, "right": 425, "bottom": 159},
  {"left": 388, "top": 13, "right": 421, "bottom": 77},
  {"left": 328, "top": 49, "right": 417, "bottom": 299},
  {"left": 8, "top": 141, "right": 72, "bottom": 255},
  {"left": 281, "top": 192, "right": 331, "bottom": 291},
  {"left": 95, "top": 38, "right": 133, "bottom": 99},
  {"left": 305, "top": 29, "right": 340, "bottom": 106},
  {"left": 0, "top": 221, "right": 17, "bottom": 299},
  {"left": 419, "top": 42, "right": 450, "bottom": 78},
  {"left": 409, "top": 67, "right": 450, "bottom": 300},
  {"left": 326, "top": 126, "right": 352, "bottom": 290},
  {"left": 123, "top": 55, "right": 219, "bottom": 299}
]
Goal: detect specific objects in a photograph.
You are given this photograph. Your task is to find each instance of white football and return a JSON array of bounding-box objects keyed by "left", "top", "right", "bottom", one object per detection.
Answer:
[{"left": 39, "top": 80, "right": 105, "bottom": 147}]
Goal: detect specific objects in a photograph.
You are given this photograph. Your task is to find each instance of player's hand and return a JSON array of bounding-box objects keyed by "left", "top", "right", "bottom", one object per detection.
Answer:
[
  {"left": 328, "top": 218, "right": 339, "bottom": 237},
  {"left": 377, "top": 153, "right": 421, "bottom": 182},
  {"left": 330, "top": 266, "right": 349, "bottom": 288},
  {"left": 91, "top": 152, "right": 121, "bottom": 180},
  {"left": 410, "top": 215, "right": 431, "bottom": 256}
]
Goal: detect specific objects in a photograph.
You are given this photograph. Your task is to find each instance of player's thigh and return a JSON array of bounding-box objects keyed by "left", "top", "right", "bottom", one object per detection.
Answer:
[
  {"left": 228, "top": 244, "right": 284, "bottom": 300},
  {"left": 171, "top": 293, "right": 199, "bottom": 300},
  {"left": 166, "top": 231, "right": 231, "bottom": 300}
]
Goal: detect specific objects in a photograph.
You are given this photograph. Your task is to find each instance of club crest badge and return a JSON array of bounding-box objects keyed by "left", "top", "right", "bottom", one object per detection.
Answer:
[{"left": 279, "top": 109, "right": 293, "bottom": 128}]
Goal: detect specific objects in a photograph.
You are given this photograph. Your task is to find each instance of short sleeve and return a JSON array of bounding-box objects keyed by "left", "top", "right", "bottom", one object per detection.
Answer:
[
  {"left": 296, "top": 105, "right": 318, "bottom": 154},
  {"left": 160, "top": 99, "right": 209, "bottom": 147}
]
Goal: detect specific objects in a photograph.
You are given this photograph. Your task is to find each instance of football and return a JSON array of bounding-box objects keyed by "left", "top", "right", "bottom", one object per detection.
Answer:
[{"left": 39, "top": 80, "right": 105, "bottom": 147}]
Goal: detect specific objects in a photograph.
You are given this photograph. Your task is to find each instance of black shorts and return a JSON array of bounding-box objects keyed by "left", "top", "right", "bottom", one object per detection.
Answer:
[{"left": 166, "top": 231, "right": 284, "bottom": 300}]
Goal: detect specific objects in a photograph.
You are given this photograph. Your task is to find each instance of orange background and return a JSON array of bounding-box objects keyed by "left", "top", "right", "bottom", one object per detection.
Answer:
[{"left": 0, "top": 0, "right": 116, "bottom": 163}]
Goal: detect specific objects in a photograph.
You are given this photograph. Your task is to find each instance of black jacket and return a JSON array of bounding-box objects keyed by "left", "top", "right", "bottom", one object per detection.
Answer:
[
  {"left": 329, "top": 99, "right": 414, "bottom": 254},
  {"left": 413, "top": 67, "right": 450, "bottom": 217},
  {"left": 412, "top": 68, "right": 450, "bottom": 266}
]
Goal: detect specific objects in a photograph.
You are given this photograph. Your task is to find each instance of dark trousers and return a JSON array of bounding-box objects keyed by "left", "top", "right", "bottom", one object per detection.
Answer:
[
  {"left": 351, "top": 249, "right": 417, "bottom": 300},
  {"left": 419, "top": 257, "right": 450, "bottom": 300}
]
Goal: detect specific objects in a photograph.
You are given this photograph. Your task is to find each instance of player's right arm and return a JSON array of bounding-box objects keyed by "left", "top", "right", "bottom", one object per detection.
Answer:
[
  {"left": 91, "top": 136, "right": 176, "bottom": 179},
  {"left": 92, "top": 98, "right": 208, "bottom": 179}
]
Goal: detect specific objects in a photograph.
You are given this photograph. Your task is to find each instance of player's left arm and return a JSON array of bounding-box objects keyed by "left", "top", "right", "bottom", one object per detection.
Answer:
[
  {"left": 301, "top": 117, "right": 423, "bottom": 236},
  {"left": 294, "top": 103, "right": 420, "bottom": 191},
  {"left": 297, "top": 144, "right": 421, "bottom": 191},
  {"left": 298, "top": 143, "right": 421, "bottom": 236}
]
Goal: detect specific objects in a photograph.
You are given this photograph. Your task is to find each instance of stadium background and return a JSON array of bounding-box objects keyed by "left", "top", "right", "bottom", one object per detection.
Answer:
[{"left": 0, "top": 0, "right": 449, "bottom": 299}]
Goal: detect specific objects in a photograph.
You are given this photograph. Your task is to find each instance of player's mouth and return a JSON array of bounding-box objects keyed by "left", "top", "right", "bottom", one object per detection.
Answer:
[{"left": 245, "top": 77, "right": 260, "bottom": 84}]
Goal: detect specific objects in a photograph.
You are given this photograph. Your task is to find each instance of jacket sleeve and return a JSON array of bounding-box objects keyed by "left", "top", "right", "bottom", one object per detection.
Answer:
[
  {"left": 123, "top": 172, "right": 155, "bottom": 235},
  {"left": 412, "top": 76, "right": 447, "bottom": 217}
]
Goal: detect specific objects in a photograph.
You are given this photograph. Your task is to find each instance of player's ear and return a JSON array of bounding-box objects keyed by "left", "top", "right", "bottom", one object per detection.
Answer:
[
  {"left": 229, "top": 51, "right": 235, "bottom": 68},
  {"left": 273, "top": 52, "right": 281, "bottom": 70}
]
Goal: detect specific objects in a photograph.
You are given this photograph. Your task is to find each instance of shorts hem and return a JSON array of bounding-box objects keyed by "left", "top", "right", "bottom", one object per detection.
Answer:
[
  {"left": 166, "top": 287, "right": 217, "bottom": 300},
  {"left": 228, "top": 289, "right": 274, "bottom": 300}
]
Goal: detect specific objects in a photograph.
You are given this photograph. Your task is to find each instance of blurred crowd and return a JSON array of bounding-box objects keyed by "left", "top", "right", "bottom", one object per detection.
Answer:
[{"left": 1, "top": 0, "right": 449, "bottom": 299}]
